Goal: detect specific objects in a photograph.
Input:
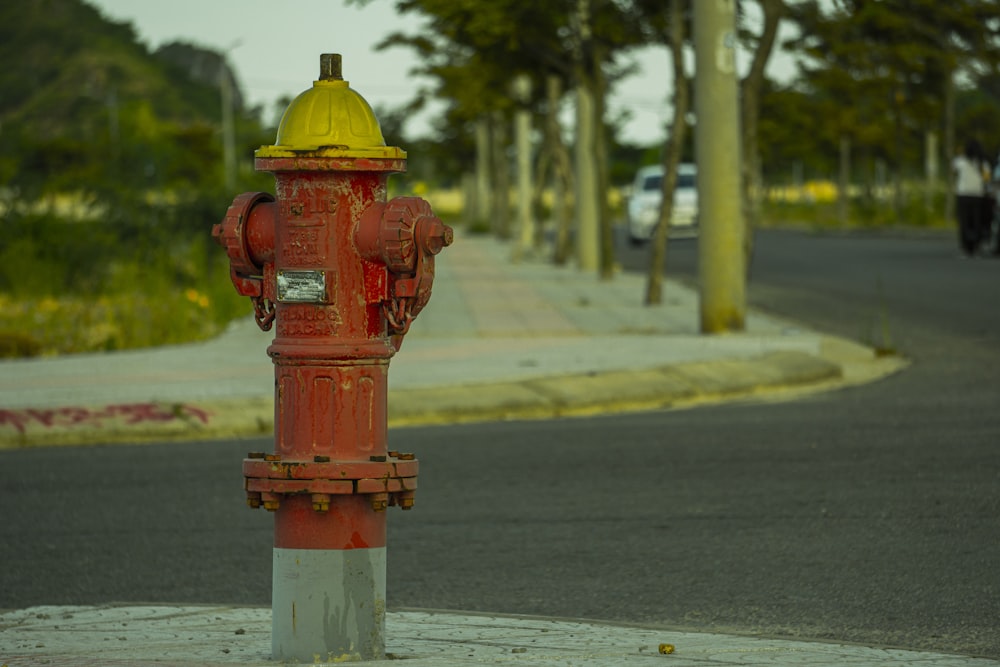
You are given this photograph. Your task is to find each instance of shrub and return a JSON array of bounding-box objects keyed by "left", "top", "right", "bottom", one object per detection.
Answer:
[{"left": 0, "top": 196, "right": 250, "bottom": 358}]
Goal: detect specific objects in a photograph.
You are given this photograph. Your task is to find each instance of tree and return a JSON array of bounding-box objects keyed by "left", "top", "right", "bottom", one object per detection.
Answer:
[
  {"left": 0, "top": 0, "right": 271, "bottom": 207},
  {"left": 358, "top": 0, "right": 644, "bottom": 278},
  {"left": 625, "top": 0, "right": 781, "bottom": 301},
  {"left": 534, "top": 75, "right": 575, "bottom": 265},
  {"left": 366, "top": 0, "right": 565, "bottom": 238},
  {"left": 785, "top": 0, "right": 1000, "bottom": 223},
  {"left": 639, "top": 0, "right": 689, "bottom": 306},
  {"left": 739, "top": 0, "right": 786, "bottom": 263}
]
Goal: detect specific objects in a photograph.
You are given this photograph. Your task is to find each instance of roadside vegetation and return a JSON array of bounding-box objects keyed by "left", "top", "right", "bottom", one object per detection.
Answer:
[
  {"left": 0, "top": 200, "right": 249, "bottom": 358},
  {"left": 0, "top": 1, "right": 269, "bottom": 358},
  {"left": 1, "top": 0, "right": 997, "bottom": 358}
]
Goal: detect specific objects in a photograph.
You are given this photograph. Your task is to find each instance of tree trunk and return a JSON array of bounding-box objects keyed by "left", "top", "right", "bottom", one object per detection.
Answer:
[
  {"left": 513, "top": 75, "right": 534, "bottom": 262},
  {"left": 474, "top": 116, "right": 492, "bottom": 228},
  {"left": 462, "top": 172, "right": 477, "bottom": 230},
  {"left": 574, "top": 80, "right": 599, "bottom": 270},
  {"left": 593, "top": 43, "right": 615, "bottom": 280},
  {"left": 490, "top": 110, "right": 511, "bottom": 239},
  {"left": 541, "top": 75, "right": 575, "bottom": 265},
  {"left": 645, "top": 0, "right": 688, "bottom": 306},
  {"left": 531, "top": 130, "right": 552, "bottom": 249},
  {"left": 532, "top": 75, "right": 573, "bottom": 265},
  {"left": 573, "top": 0, "right": 600, "bottom": 272},
  {"left": 838, "top": 133, "right": 850, "bottom": 227},
  {"left": 740, "top": 0, "right": 784, "bottom": 277},
  {"left": 944, "top": 70, "right": 955, "bottom": 223},
  {"left": 925, "top": 130, "right": 938, "bottom": 221},
  {"left": 892, "top": 97, "right": 904, "bottom": 222}
]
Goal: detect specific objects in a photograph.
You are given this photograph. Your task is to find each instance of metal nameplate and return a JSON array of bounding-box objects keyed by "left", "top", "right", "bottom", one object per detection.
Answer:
[{"left": 277, "top": 270, "right": 326, "bottom": 303}]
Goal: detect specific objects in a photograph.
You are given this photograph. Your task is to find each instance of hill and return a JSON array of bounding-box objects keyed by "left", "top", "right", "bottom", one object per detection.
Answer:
[{"left": 0, "top": 0, "right": 261, "bottom": 199}]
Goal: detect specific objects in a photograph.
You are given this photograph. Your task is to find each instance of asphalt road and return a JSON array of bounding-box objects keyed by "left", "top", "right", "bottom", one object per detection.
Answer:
[{"left": 1, "top": 228, "right": 998, "bottom": 659}]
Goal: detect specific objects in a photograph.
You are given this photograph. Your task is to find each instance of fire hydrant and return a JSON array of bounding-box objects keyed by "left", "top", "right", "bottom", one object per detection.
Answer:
[{"left": 212, "top": 53, "right": 452, "bottom": 662}]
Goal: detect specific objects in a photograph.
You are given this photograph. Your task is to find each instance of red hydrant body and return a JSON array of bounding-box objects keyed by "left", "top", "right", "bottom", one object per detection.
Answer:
[{"left": 213, "top": 54, "right": 451, "bottom": 662}]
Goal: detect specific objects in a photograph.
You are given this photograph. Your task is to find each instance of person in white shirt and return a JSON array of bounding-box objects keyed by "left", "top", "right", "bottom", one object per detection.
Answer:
[{"left": 953, "top": 139, "right": 988, "bottom": 256}]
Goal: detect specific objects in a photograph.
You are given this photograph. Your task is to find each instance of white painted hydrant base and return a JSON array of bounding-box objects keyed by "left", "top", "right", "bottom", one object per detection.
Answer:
[{"left": 271, "top": 546, "right": 387, "bottom": 662}]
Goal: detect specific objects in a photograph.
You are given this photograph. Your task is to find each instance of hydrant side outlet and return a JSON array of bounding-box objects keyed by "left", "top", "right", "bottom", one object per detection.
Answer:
[{"left": 213, "top": 53, "right": 451, "bottom": 664}]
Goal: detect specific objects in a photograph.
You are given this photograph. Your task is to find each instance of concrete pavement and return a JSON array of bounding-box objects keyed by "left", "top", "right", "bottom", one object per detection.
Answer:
[
  {"left": 2, "top": 605, "right": 998, "bottom": 666},
  {"left": 0, "top": 233, "right": 949, "bottom": 667}
]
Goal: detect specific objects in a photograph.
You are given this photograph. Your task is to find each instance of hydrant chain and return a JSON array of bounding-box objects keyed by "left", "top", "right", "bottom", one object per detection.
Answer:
[
  {"left": 253, "top": 297, "right": 276, "bottom": 331},
  {"left": 384, "top": 296, "right": 413, "bottom": 335}
]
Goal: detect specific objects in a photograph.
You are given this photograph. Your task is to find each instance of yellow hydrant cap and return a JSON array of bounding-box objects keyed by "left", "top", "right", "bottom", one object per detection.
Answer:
[{"left": 261, "top": 54, "right": 399, "bottom": 155}]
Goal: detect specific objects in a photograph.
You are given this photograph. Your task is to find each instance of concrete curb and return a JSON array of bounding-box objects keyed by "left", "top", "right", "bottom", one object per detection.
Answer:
[
  {"left": 388, "top": 350, "right": 842, "bottom": 426},
  {"left": 0, "top": 346, "right": 907, "bottom": 449}
]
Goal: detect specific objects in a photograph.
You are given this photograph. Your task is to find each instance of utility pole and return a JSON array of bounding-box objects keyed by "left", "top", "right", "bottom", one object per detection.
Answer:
[{"left": 694, "top": 0, "right": 745, "bottom": 333}]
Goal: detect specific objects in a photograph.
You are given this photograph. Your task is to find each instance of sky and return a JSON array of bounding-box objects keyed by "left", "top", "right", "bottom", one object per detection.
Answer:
[{"left": 85, "top": 0, "right": 792, "bottom": 146}]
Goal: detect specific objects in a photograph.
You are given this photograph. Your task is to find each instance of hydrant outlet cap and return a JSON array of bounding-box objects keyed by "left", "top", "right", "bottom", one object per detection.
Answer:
[{"left": 270, "top": 53, "right": 387, "bottom": 151}]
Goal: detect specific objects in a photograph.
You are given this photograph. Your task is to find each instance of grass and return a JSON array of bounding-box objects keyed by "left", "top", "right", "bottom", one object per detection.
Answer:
[
  {"left": 759, "top": 186, "right": 953, "bottom": 231},
  {"left": 0, "top": 202, "right": 250, "bottom": 358},
  {"left": 0, "top": 271, "right": 248, "bottom": 358}
]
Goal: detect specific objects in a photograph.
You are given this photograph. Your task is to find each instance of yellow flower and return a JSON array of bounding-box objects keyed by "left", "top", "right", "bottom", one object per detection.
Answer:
[{"left": 37, "top": 297, "right": 61, "bottom": 314}]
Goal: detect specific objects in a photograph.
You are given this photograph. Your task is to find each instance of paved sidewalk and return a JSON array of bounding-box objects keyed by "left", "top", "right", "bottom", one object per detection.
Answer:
[
  {"left": 2, "top": 605, "right": 997, "bottom": 667},
  {"left": 0, "top": 233, "right": 905, "bottom": 447}
]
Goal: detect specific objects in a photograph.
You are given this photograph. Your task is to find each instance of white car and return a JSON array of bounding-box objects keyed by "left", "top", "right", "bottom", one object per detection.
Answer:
[{"left": 625, "top": 163, "right": 698, "bottom": 244}]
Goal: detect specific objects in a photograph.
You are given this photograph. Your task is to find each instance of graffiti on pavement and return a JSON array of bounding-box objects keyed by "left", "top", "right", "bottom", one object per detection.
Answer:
[{"left": 0, "top": 403, "right": 211, "bottom": 434}]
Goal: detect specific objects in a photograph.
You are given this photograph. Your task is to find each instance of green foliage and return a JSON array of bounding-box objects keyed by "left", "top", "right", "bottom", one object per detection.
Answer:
[
  {"left": 0, "top": 0, "right": 274, "bottom": 201},
  {"left": 374, "top": 0, "right": 647, "bottom": 186},
  {"left": 376, "top": 0, "right": 1000, "bottom": 205},
  {"left": 0, "top": 272, "right": 251, "bottom": 359},
  {"left": 781, "top": 0, "right": 1000, "bottom": 175},
  {"left": 761, "top": 187, "right": 952, "bottom": 230},
  {"left": 0, "top": 200, "right": 251, "bottom": 358},
  {"left": 0, "top": 0, "right": 271, "bottom": 357}
]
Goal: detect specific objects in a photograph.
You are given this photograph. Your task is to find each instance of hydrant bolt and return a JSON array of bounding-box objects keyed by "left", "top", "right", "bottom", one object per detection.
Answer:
[
  {"left": 311, "top": 493, "right": 331, "bottom": 513},
  {"left": 371, "top": 493, "right": 389, "bottom": 513}
]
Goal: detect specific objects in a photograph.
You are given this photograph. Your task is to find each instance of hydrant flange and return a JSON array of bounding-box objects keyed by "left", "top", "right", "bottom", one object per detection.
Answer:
[{"left": 243, "top": 455, "right": 418, "bottom": 513}]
